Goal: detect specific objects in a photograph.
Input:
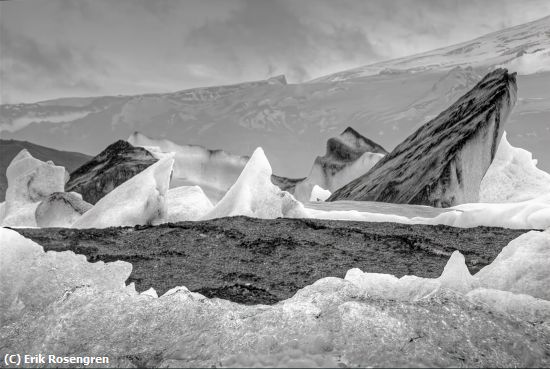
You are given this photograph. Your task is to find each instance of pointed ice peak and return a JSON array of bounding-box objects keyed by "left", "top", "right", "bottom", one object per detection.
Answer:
[
  {"left": 245, "top": 147, "right": 273, "bottom": 176},
  {"left": 202, "top": 146, "right": 307, "bottom": 220},
  {"left": 11, "top": 149, "right": 33, "bottom": 163},
  {"left": 438, "top": 251, "right": 478, "bottom": 294}
]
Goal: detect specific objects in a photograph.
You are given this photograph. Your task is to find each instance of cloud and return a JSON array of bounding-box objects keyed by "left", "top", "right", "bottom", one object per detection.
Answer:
[
  {"left": 0, "top": 24, "right": 110, "bottom": 103},
  {"left": 182, "top": 0, "right": 378, "bottom": 83},
  {"left": 1, "top": 0, "right": 550, "bottom": 103}
]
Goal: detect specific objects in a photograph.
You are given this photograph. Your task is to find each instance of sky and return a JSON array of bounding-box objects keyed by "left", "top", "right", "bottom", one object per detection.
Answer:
[{"left": 1, "top": 0, "right": 550, "bottom": 104}]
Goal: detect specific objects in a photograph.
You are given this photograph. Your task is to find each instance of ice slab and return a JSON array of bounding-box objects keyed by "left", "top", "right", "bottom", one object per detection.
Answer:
[
  {"left": 161, "top": 185, "right": 214, "bottom": 223},
  {"left": 309, "top": 185, "right": 331, "bottom": 202},
  {"left": 475, "top": 229, "right": 550, "bottom": 300}
]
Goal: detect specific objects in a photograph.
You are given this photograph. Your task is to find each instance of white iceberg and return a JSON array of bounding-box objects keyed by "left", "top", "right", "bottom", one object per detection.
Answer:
[
  {"left": 161, "top": 185, "right": 214, "bottom": 223},
  {"left": 1, "top": 150, "right": 67, "bottom": 227},
  {"left": 72, "top": 156, "right": 174, "bottom": 228},
  {"left": 202, "top": 148, "right": 308, "bottom": 220},
  {"left": 480, "top": 132, "right": 550, "bottom": 203},
  {"left": 309, "top": 185, "right": 331, "bottom": 202},
  {"left": 474, "top": 229, "right": 550, "bottom": 300}
]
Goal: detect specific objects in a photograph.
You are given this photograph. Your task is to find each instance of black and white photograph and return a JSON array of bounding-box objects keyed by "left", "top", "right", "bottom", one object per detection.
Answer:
[{"left": 1, "top": 0, "right": 550, "bottom": 367}]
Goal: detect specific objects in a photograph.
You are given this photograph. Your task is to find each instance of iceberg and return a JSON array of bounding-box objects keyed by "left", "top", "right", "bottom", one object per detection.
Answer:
[
  {"left": 474, "top": 230, "right": 550, "bottom": 300},
  {"left": 202, "top": 148, "right": 308, "bottom": 220},
  {"left": 293, "top": 127, "right": 386, "bottom": 202},
  {"left": 309, "top": 185, "right": 331, "bottom": 202},
  {"left": 161, "top": 186, "right": 214, "bottom": 223},
  {"left": 72, "top": 156, "right": 174, "bottom": 228},
  {"left": 35, "top": 192, "right": 92, "bottom": 227},
  {"left": 480, "top": 131, "right": 550, "bottom": 203},
  {"left": 1, "top": 150, "right": 67, "bottom": 227}
]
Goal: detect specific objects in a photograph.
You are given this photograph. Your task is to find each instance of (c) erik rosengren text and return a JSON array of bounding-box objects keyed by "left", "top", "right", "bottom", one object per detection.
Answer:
[{"left": 3, "top": 353, "right": 109, "bottom": 366}]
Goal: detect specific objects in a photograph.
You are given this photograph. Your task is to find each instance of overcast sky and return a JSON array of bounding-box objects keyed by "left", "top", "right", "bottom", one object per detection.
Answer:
[{"left": 1, "top": 0, "right": 550, "bottom": 104}]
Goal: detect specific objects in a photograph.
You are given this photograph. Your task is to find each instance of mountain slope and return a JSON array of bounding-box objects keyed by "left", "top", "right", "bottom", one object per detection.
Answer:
[
  {"left": 0, "top": 139, "right": 91, "bottom": 201},
  {"left": 312, "top": 15, "right": 550, "bottom": 82}
]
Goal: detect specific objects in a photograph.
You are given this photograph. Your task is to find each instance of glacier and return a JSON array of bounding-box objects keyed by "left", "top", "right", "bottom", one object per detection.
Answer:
[
  {"left": 202, "top": 148, "right": 308, "bottom": 220},
  {"left": 1, "top": 226, "right": 549, "bottom": 367},
  {"left": 72, "top": 156, "right": 174, "bottom": 228}
]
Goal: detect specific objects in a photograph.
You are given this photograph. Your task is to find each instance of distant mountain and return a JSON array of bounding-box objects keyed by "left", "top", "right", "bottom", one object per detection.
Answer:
[
  {"left": 312, "top": 15, "right": 550, "bottom": 82},
  {"left": 0, "top": 139, "right": 91, "bottom": 201},
  {"left": 1, "top": 17, "right": 549, "bottom": 176}
]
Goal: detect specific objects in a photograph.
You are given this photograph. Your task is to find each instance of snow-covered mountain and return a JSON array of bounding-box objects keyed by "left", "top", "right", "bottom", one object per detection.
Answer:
[
  {"left": 312, "top": 15, "right": 550, "bottom": 81},
  {"left": 1, "top": 16, "right": 549, "bottom": 177}
]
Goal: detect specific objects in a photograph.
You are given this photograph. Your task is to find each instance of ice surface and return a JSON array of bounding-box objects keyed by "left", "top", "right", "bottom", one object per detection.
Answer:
[
  {"left": 129, "top": 132, "right": 248, "bottom": 203},
  {"left": 344, "top": 251, "right": 478, "bottom": 301},
  {"left": 303, "top": 192, "right": 550, "bottom": 229},
  {"left": 72, "top": 156, "right": 174, "bottom": 228},
  {"left": 1, "top": 228, "right": 549, "bottom": 367},
  {"left": 0, "top": 228, "right": 131, "bottom": 324},
  {"left": 475, "top": 230, "right": 550, "bottom": 300},
  {"left": 202, "top": 148, "right": 308, "bottom": 220},
  {"left": 466, "top": 289, "right": 550, "bottom": 324},
  {"left": 35, "top": 192, "right": 92, "bottom": 227},
  {"left": 160, "top": 185, "right": 214, "bottom": 223},
  {"left": 1, "top": 150, "right": 67, "bottom": 227},
  {"left": 424, "top": 194, "right": 550, "bottom": 229},
  {"left": 480, "top": 132, "right": 550, "bottom": 202},
  {"left": 309, "top": 185, "right": 331, "bottom": 202}
]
